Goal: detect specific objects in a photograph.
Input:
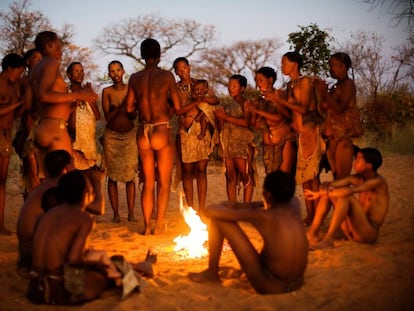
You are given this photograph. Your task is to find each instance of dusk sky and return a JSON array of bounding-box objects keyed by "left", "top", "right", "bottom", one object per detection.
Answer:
[{"left": 0, "top": 0, "right": 408, "bottom": 79}]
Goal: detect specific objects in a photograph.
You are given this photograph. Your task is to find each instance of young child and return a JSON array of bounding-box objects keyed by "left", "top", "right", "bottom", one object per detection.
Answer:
[
  {"left": 191, "top": 79, "right": 210, "bottom": 139},
  {"left": 189, "top": 170, "right": 308, "bottom": 294},
  {"left": 305, "top": 147, "right": 389, "bottom": 249}
]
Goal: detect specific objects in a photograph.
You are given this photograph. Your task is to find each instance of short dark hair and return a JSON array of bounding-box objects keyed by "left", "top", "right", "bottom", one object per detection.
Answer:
[
  {"left": 173, "top": 57, "right": 189, "bottom": 70},
  {"left": 1, "top": 53, "right": 26, "bottom": 71},
  {"left": 194, "top": 79, "right": 208, "bottom": 87},
  {"left": 255, "top": 67, "right": 277, "bottom": 85},
  {"left": 44, "top": 150, "right": 72, "bottom": 178},
  {"left": 23, "top": 49, "right": 40, "bottom": 62},
  {"left": 229, "top": 74, "right": 247, "bottom": 88},
  {"left": 34, "top": 31, "right": 59, "bottom": 53},
  {"left": 359, "top": 147, "right": 383, "bottom": 171},
  {"left": 108, "top": 60, "right": 124, "bottom": 71},
  {"left": 283, "top": 51, "right": 303, "bottom": 70},
  {"left": 262, "top": 170, "right": 295, "bottom": 205},
  {"left": 141, "top": 38, "right": 161, "bottom": 60},
  {"left": 66, "top": 61, "right": 82, "bottom": 75},
  {"left": 58, "top": 170, "right": 86, "bottom": 205}
]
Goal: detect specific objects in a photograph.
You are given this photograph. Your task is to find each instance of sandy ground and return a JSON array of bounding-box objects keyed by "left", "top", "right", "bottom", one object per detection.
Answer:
[{"left": 0, "top": 153, "right": 413, "bottom": 311}]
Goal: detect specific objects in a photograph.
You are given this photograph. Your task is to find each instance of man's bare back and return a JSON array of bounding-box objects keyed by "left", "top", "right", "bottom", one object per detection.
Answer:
[
  {"left": 190, "top": 171, "right": 308, "bottom": 294},
  {"left": 248, "top": 200, "right": 308, "bottom": 282},
  {"left": 125, "top": 38, "right": 181, "bottom": 234}
]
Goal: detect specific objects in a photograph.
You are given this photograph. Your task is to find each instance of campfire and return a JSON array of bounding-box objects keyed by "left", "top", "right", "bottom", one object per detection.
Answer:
[{"left": 173, "top": 193, "right": 208, "bottom": 258}]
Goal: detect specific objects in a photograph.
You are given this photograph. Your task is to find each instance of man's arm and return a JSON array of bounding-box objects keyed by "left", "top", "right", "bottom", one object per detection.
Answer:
[
  {"left": 202, "top": 202, "right": 264, "bottom": 222},
  {"left": 37, "top": 60, "right": 96, "bottom": 104},
  {"left": 124, "top": 78, "right": 137, "bottom": 119},
  {"left": 305, "top": 175, "right": 358, "bottom": 200},
  {"left": 328, "top": 176, "right": 384, "bottom": 198}
]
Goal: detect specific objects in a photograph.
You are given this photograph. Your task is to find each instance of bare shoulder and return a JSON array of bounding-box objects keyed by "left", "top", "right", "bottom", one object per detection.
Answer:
[
  {"left": 128, "top": 71, "right": 142, "bottom": 83},
  {"left": 298, "top": 76, "right": 312, "bottom": 87},
  {"left": 102, "top": 85, "right": 112, "bottom": 94}
]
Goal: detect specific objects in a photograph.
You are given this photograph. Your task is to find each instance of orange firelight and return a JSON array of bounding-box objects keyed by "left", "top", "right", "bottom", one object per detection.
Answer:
[{"left": 173, "top": 193, "right": 208, "bottom": 258}]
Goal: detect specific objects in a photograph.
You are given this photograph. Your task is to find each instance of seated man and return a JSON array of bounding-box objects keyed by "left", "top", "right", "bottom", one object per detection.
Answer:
[
  {"left": 17, "top": 150, "right": 106, "bottom": 275},
  {"left": 27, "top": 170, "right": 156, "bottom": 305},
  {"left": 189, "top": 171, "right": 308, "bottom": 294},
  {"left": 305, "top": 147, "right": 389, "bottom": 249},
  {"left": 16, "top": 150, "right": 73, "bottom": 274}
]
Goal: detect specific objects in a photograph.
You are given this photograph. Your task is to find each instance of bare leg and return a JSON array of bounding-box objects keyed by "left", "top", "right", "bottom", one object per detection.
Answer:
[
  {"left": 225, "top": 158, "right": 237, "bottom": 202},
  {"left": 0, "top": 156, "right": 12, "bottom": 235},
  {"left": 153, "top": 143, "right": 174, "bottom": 234},
  {"left": 307, "top": 194, "right": 331, "bottom": 243},
  {"left": 311, "top": 197, "right": 351, "bottom": 249},
  {"left": 190, "top": 219, "right": 289, "bottom": 294},
  {"left": 334, "top": 138, "right": 354, "bottom": 180},
  {"left": 189, "top": 219, "right": 223, "bottom": 282},
  {"left": 126, "top": 180, "right": 136, "bottom": 222},
  {"left": 195, "top": 159, "right": 208, "bottom": 211},
  {"left": 23, "top": 154, "right": 40, "bottom": 194},
  {"left": 108, "top": 178, "right": 120, "bottom": 222},
  {"left": 303, "top": 178, "right": 320, "bottom": 226},
  {"left": 139, "top": 149, "right": 156, "bottom": 235},
  {"left": 234, "top": 157, "right": 253, "bottom": 203},
  {"left": 182, "top": 162, "right": 194, "bottom": 208},
  {"left": 279, "top": 140, "right": 297, "bottom": 176}
]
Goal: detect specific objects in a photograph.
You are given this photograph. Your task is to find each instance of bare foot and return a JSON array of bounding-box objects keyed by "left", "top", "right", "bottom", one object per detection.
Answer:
[
  {"left": 132, "top": 251, "right": 157, "bottom": 277},
  {"left": 145, "top": 250, "right": 157, "bottom": 264},
  {"left": 0, "top": 226, "right": 14, "bottom": 235},
  {"left": 309, "top": 239, "right": 334, "bottom": 251},
  {"left": 306, "top": 230, "right": 321, "bottom": 244},
  {"left": 189, "top": 269, "right": 221, "bottom": 283},
  {"left": 128, "top": 214, "right": 137, "bottom": 222},
  {"left": 113, "top": 215, "right": 121, "bottom": 223},
  {"left": 142, "top": 226, "right": 151, "bottom": 236},
  {"left": 152, "top": 222, "right": 166, "bottom": 235}
]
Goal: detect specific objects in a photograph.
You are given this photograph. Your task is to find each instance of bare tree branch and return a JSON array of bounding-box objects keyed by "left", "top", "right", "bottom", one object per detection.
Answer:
[{"left": 93, "top": 14, "right": 215, "bottom": 71}]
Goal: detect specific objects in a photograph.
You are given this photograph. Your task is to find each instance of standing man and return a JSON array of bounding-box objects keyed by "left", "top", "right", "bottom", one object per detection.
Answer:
[
  {"left": 102, "top": 60, "right": 138, "bottom": 223},
  {"left": 29, "top": 31, "right": 97, "bottom": 176},
  {"left": 172, "top": 57, "right": 219, "bottom": 211},
  {"left": 125, "top": 38, "right": 187, "bottom": 235},
  {"left": 0, "top": 53, "right": 26, "bottom": 234}
]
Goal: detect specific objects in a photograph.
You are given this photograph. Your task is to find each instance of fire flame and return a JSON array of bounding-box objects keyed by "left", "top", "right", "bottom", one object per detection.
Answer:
[{"left": 173, "top": 193, "right": 208, "bottom": 258}]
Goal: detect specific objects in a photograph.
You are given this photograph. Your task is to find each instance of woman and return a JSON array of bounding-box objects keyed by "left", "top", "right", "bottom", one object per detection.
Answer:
[
  {"left": 247, "top": 67, "right": 296, "bottom": 176},
  {"left": 273, "top": 51, "right": 325, "bottom": 226},
  {"left": 214, "top": 75, "right": 256, "bottom": 202},
  {"left": 315, "top": 52, "right": 363, "bottom": 180}
]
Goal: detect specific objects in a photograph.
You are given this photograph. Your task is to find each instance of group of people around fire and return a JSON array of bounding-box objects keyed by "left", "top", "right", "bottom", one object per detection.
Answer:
[{"left": 0, "top": 30, "right": 389, "bottom": 303}]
